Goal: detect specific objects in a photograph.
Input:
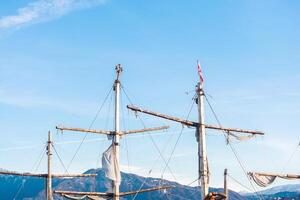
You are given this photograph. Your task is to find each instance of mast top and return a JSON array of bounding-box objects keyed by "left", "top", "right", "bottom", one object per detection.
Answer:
[
  {"left": 196, "top": 82, "right": 203, "bottom": 94},
  {"left": 48, "top": 131, "right": 51, "bottom": 143},
  {"left": 115, "top": 64, "right": 123, "bottom": 81}
]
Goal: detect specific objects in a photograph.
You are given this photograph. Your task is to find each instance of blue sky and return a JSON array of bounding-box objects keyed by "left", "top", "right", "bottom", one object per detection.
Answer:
[{"left": 0, "top": 0, "right": 300, "bottom": 193}]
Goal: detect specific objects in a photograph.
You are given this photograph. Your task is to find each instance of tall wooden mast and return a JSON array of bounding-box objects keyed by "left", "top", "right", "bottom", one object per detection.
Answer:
[
  {"left": 197, "top": 82, "right": 209, "bottom": 199},
  {"left": 113, "top": 64, "right": 122, "bottom": 200},
  {"left": 47, "top": 131, "right": 53, "bottom": 200},
  {"left": 53, "top": 65, "right": 172, "bottom": 199}
]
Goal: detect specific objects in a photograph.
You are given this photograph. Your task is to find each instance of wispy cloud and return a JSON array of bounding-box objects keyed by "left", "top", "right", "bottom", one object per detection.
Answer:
[
  {"left": 0, "top": 0, "right": 105, "bottom": 31},
  {"left": 0, "top": 88, "right": 100, "bottom": 115}
]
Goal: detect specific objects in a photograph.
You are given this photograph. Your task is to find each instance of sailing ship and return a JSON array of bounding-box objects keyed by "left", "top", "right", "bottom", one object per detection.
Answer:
[{"left": 0, "top": 64, "right": 267, "bottom": 200}]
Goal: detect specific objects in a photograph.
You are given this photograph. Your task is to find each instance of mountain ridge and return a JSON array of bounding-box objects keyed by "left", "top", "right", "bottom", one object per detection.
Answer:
[
  {"left": 1, "top": 168, "right": 300, "bottom": 199},
  {"left": 0, "top": 168, "right": 243, "bottom": 199}
]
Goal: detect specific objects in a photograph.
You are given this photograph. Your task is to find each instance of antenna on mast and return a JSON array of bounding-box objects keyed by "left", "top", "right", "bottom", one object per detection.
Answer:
[{"left": 115, "top": 64, "right": 122, "bottom": 81}]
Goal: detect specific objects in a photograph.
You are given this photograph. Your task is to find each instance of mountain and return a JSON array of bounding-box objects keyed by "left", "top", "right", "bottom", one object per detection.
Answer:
[
  {"left": 0, "top": 168, "right": 243, "bottom": 200},
  {"left": 243, "top": 184, "right": 300, "bottom": 199}
]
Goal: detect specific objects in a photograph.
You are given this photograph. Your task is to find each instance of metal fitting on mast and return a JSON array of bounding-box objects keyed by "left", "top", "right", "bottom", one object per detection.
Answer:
[{"left": 115, "top": 64, "right": 123, "bottom": 81}]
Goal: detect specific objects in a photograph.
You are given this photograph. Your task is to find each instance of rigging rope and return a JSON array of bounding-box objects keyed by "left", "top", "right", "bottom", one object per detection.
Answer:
[
  {"left": 52, "top": 143, "right": 69, "bottom": 174},
  {"left": 121, "top": 85, "right": 179, "bottom": 200},
  {"left": 227, "top": 173, "right": 253, "bottom": 192},
  {"left": 120, "top": 91, "right": 132, "bottom": 180},
  {"left": 122, "top": 85, "right": 217, "bottom": 198},
  {"left": 96, "top": 90, "right": 113, "bottom": 169},
  {"left": 13, "top": 143, "right": 47, "bottom": 199},
  {"left": 121, "top": 85, "right": 177, "bottom": 181},
  {"left": 65, "top": 85, "right": 113, "bottom": 173},
  {"left": 160, "top": 95, "right": 196, "bottom": 180},
  {"left": 204, "top": 92, "right": 264, "bottom": 200},
  {"left": 281, "top": 142, "right": 300, "bottom": 172}
]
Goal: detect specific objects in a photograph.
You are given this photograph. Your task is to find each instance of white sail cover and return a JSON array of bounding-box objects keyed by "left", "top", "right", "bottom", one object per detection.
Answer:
[
  {"left": 102, "top": 144, "right": 121, "bottom": 184},
  {"left": 248, "top": 172, "right": 276, "bottom": 187},
  {"left": 249, "top": 172, "right": 300, "bottom": 187},
  {"left": 62, "top": 194, "right": 107, "bottom": 200}
]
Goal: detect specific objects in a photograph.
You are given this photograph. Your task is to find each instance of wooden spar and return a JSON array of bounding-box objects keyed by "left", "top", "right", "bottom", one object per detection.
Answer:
[
  {"left": 249, "top": 172, "right": 300, "bottom": 179},
  {"left": 54, "top": 190, "right": 112, "bottom": 197},
  {"left": 205, "top": 125, "right": 264, "bottom": 135},
  {"left": 0, "top": 171, "right": 47, "bottom": 177},
  {"left": 54, "top": 186, "right": 173, "bottom": 197},
  {"left": 118, "top": 185, "right": 174, "bottom": 196},
  {"left": 127, "top": 105, "right": 196, "bottom": 127},
  {"left": 56, "top": 126, "right": 113, "bottom": 135},
  {"left": 51, "top": 174, "right": 96, "bottom": 178},
  {"left": 127, "top": 105, "right": 265, "bottom": 136},
  {"left": 0, "top": 171, "right": 96, "bottom": 178},
  {"left": 122, "top": 126, "right": 169, "bottom": 135},
  {"left": 56, "top": 125, "right": 169, "bottom": 136}
]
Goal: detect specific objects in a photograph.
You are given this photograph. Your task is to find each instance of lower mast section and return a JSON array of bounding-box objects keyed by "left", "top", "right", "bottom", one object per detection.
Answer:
[{"left": 197, "top": 83, "right": 209, "bottom": 199}]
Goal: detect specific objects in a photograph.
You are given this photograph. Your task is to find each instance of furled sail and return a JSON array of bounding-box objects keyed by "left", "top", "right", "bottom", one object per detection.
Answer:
[
  {"left": 62, "top": 194, "right": 106, "bottom": 200},
  {"left": 248, "top": 172, "right": 276, "bottom": 187},
  {"left": 102, "top": 144, "right": 121, "bottom": 190},
  {"left": 248, "top": 172, "right": 300, "bottom": 187},
  {"left": 227, "top": 132, "right": 254, "bottom": 141}
]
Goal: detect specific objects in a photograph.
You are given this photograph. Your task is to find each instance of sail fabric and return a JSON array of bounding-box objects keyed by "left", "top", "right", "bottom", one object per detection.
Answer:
[
  {"left": 248, "top": 173, "right": 276, "bottom": 187},
  {"left": 227, "top": 132, "right": 254, "bottom": 142},
  {"left": 249, "top": 172, "right": 300, "bottom": 187},
  {"left": 62, "top": 194, "right": 107, "bottom": 200},
  {"left": 102, "top": 144, "right": 121, "bottom": 184}
]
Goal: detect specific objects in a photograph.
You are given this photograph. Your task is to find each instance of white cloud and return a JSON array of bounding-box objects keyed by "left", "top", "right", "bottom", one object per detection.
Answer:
[
  {"left": 0, "top": 0, "right": 106, "bottom": 31},
  {"left": 0, "top": 88, "right": 101, "bottom": 115}
]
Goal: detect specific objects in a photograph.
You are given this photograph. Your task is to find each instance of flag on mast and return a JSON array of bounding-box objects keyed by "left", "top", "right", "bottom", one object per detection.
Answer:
[{"left": 197, "top": 61, "right": 204, "bottom": 84}]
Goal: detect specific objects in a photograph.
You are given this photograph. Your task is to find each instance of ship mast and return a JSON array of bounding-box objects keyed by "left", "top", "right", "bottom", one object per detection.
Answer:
[
  {"left": 197, "top": 82, "right": 208, "bottom": 199},
  {"left": 113, "top": 64, "right": 122, "bottom": 200},
  {"left": 53, "top": 65, "right": 173, "bottom": 199},
  {"left": 47, "top": 131, "right": 52, "bottom": 200},
  {"left": 127, "top": 81, "right": 264, "bottom": 199}
]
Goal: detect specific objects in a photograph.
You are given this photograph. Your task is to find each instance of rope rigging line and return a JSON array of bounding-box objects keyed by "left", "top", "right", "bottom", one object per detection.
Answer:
[
  {"left": 160, "top": 95, "right": 196, "bottom": 180},
  {"left": 122, "top": 85, "right": 211, "bottom": 199},
  {"left": 227, "top": 173, "right": 253, "bottom": 193},
  {"left": 96, "top": 90, "right": 113, "bottom": 169},
  {"left": 13, "top": 179, "right": 26, "bottom": 200},
  {"left": 204, "top": 92, "right": 264, "bottom": 200},
  {"left": 130, "top": 127, "right": 191, "bottom": 200},
  {"left": 120, "top": 91, "right": 132, "bottom": 177},
  {"left": 52, "top": 143, "right": 69, "bottom": 174},
  {"left": 121, "top": 85, "right": 180, "bottom": 200},
  {"left": 13, "top": 143, "right": 47, "bottom": 199},
  {"left": 121, "top": 85, "right": 177, "bottom": 182},
  {"left": 281, "top": 142, "right": 300, "bottom": 173},
  {"left": 64, "top": 85, "right": 113, "bottom": 173}
]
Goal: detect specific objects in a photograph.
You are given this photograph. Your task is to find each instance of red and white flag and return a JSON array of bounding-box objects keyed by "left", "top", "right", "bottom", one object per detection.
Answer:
[{"left": 197, "top": 61, "right": 204, "bottom": 84}]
